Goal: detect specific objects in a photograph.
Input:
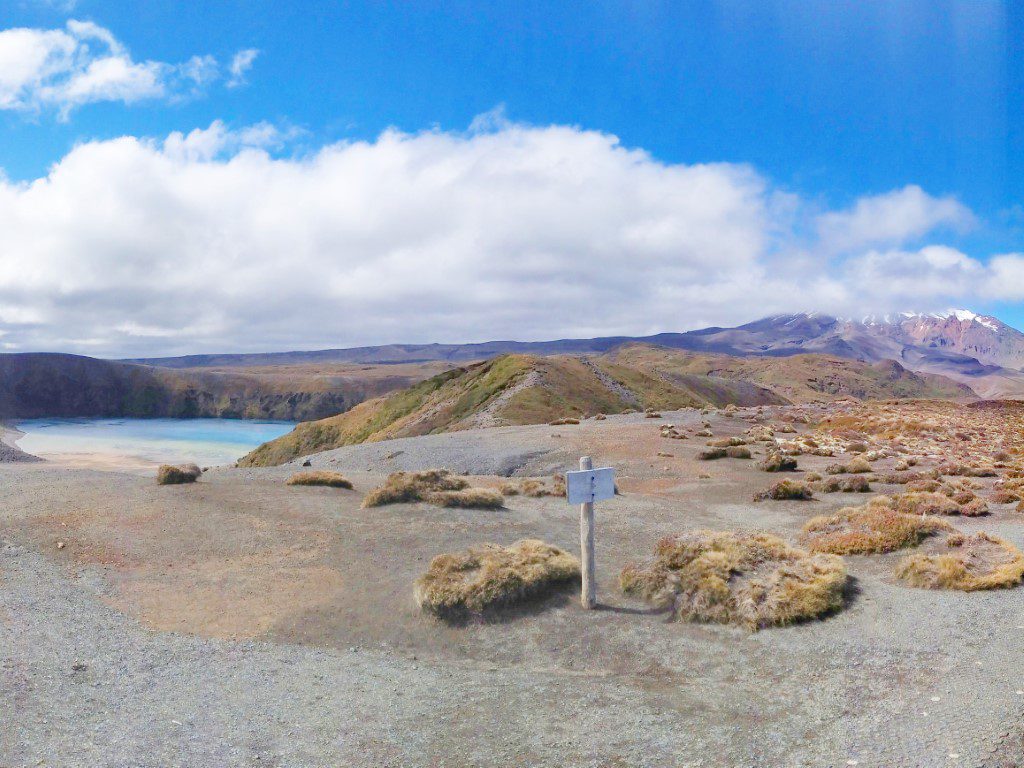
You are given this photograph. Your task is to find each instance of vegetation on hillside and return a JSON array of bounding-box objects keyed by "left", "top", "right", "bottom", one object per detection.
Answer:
[{"left": 239, "top": 344, "right": 977, "bottom": 467}]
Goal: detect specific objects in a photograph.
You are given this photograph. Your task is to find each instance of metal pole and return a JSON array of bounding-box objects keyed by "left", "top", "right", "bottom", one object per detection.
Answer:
[{"left": 579, "top": 455, "right": 596, "bottom": 609}]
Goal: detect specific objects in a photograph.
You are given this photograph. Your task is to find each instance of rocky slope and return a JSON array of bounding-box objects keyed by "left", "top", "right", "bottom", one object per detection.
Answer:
[{"left": 239, "top": 346, "right": 973, "bottom": 466}]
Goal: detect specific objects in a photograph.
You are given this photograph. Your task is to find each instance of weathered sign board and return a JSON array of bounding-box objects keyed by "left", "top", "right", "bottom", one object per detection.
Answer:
[
  {"left": 565, "top": 465, "right": 616, "bottom": 505},
  {"left": 565, "top": 457, "right": 615, "bottom": 609}
]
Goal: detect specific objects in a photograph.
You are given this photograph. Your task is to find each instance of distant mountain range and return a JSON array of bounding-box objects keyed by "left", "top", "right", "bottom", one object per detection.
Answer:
[
  {"left": 128, "top": 309, "right": 1024, "bottom": 399},
  {"left": 3, "top": 309, "right": 1019, "bottom": 425}
]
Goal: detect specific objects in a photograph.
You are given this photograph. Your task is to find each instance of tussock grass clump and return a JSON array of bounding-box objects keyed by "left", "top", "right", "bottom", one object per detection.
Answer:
[
  {"left": 414, "top": 539, "right": 580, "bottom": 616},
  {"left": 429, "top": 488, "right": 505, "bottom": 509},
  {"left": 725, "top": 446, "right": 751, "bottom": 459},
  {"left": 960, "top": 498, "right": 990, "bottom": 517},
  {"left": 878, "top": 471, "right": 924, "bottom": 485},
  {"left": 991, "top": 489, "right": 1023, "bottom": 504},
  {"left": 758, "top": 452, "right": 798, "bottom": 472},
  {"left": 896, "top": 533, "right": 1024, "bottom": 591},
  {"left": 698, "top": 447, "right": 727, "bottom": 460},
  {"left": 939, "top": 464, "right": 997, "bottom": 478},
  {"left": 500, "top": 475, "right": 566, "bottom": 498},
  {"left": 549, "top": 417, "right": 580, "bottom": 426},
  {"left": 802, "top": 502, "right": 953, "bottom": 555},
  {"left": 285, "top": 470, "right": 353, "bottom": 489},
  {"left": 362, "top": 469, "right": 502, "bottom": 509},
  {"left": 156, "top": 463, "right": 201, "bottom": 485},
  {"left": 819, "top": 475, "right": 871, "bottom": 494},
  {"left": 825, "top": 457, "right": 872, "bottom": 475},
  {"left": 754, "top": 479, "right": 814, "bottom": 501},
  {"left": 620, "top": 531, "right": 847, "bottom": 630},
  {"left": 894, "top": 491, "right": 962, "bottom": 516},
  {"left": 707, "top": 437, "right": 748, "bottom": 448}
]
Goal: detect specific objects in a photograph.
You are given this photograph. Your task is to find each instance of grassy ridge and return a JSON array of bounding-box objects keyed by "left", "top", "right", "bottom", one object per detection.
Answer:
[{"left": 238, "top": 344, "right": 976, "bottom": 467}]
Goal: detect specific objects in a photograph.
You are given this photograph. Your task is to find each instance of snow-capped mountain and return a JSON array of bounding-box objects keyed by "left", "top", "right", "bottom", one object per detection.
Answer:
[{"left": 669, "top": 309, "right": 1024, "bottom": 398}]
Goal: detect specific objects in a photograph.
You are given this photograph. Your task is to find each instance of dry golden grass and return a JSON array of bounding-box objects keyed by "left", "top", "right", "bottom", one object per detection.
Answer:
[
  {"left": 428, "top": 488, "right": 505, "bottom": 509},
  {"left": 414, "top": 539, "right": 580, "bottom": 616},
  {"left": 620, "top": 530, "right": 847, "bottom": 630},
  {"left": 156, "top": 463, "right": 201, "bottom": 485},
  {"left": 896, "top": 533, "right": 1024, "bottom": 591},
  {"left": 548, "top": 417, "right": 580, "bottom": 426},
  {"left": 802, "top": 502, "right": 953, "bottom": 555},
  {"left": 753, "top": 479, "right": 814, "bottom": 501},
  {"left": 362, "top": 469, "right": 501, "bottom": 509},
  {"left": 285, "top": 470, "right": 353, "bottom": 489}
]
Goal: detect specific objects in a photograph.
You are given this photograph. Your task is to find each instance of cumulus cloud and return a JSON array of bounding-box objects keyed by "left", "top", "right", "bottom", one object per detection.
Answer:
[
  {"left": 227, "top": 48, "right": 259, "bottom": 88},
  {"left": 0, "top": 116, "right": 1014, "bottom": 356},
  {"left": 0, "top": 20, "right": 248, "bottom": 117},
  {"left": 816, "top": 185, "right": 974, "bottom": 253}
]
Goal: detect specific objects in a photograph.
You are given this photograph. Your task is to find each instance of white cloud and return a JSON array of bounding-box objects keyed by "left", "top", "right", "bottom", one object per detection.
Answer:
[
  {"left": 227, "top": 48, "right": 259, "bottom": 88},
  {"left": 816, "top": 185, "right": 974, "bottom": 253},
  {"left": 0, "top": 117, "right": 1009, "bottom": 356},
  {"left": 0, "top": 20, "right": 224, "bottom": 117}
]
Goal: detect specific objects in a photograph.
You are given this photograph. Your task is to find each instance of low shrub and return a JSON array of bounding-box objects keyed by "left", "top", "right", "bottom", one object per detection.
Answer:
[
  {"left": 620, "top": 530, "right": 847, "bottom": 630},
  {"left": 286, "top": 470, "right": 353, "bottom": 489},
  {"left": 414, "top": 539, "right": 580, "bottom": 616}
]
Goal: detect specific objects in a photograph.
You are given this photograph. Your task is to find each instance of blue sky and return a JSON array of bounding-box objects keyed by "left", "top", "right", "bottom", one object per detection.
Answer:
[{"left": 0, "top": 0, "right": 1022, "bottom": 353}]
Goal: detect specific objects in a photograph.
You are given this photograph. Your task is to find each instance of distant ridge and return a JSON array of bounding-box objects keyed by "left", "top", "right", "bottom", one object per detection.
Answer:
[
  {"left": 126, "top": 308, "right": 1024, "bottom": 399},
  {"left": 238, "top": 347, "right": 974, "bottom": 467}
]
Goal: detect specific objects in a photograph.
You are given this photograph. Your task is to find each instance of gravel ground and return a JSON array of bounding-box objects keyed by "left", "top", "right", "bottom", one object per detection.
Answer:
[{"left": 4, "top": 408, "right": 1024, "bottom": 767}]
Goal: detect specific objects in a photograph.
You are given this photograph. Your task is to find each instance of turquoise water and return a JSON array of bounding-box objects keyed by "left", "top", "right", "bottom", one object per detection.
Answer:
[{"left": 13, "top": 417, "right": 296, "bottom": 467}]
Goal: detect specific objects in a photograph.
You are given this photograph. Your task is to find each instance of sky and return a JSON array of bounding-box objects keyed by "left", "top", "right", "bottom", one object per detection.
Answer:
[{"left": 0, "top": 0, "right": 1022, "bottom": 356}]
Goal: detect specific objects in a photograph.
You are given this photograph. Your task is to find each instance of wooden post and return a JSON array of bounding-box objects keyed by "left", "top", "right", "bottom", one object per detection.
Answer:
[{"left": 579, "top": 455, "right": 596, "bottom": 609}]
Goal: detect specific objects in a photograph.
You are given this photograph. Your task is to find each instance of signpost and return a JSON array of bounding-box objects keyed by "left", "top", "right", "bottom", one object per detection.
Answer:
[{"left": 565, "top": 456, "right": 615, "bottom": 609}]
